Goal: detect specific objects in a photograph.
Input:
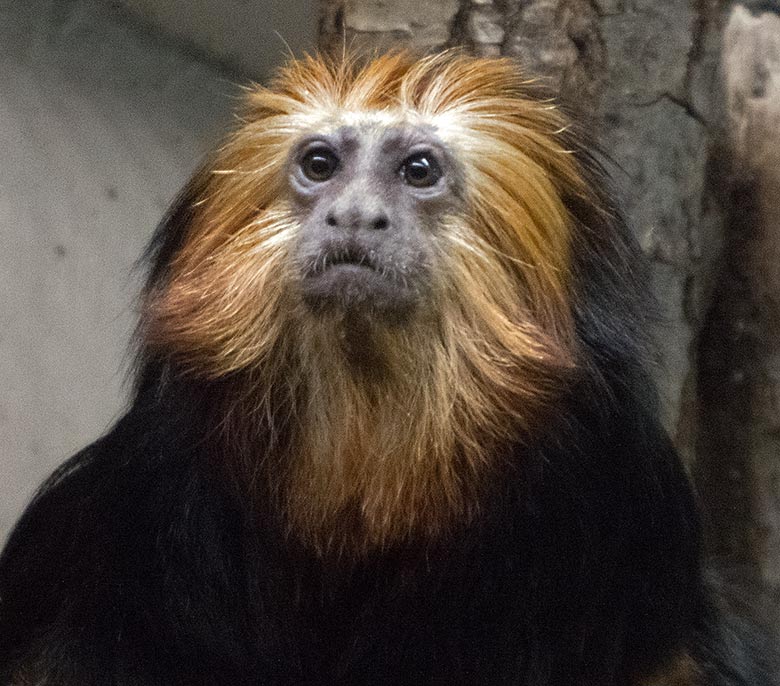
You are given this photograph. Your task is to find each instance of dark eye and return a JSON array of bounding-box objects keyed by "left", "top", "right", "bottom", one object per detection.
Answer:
[
  {"left": 300, "top": 148, "right": 339, "bottom": 182},
  {"left": 400, "top": 153, "right": 442, "bottom": 188}
]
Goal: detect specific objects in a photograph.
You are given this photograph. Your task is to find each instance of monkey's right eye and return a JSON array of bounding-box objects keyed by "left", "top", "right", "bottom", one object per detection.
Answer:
[{"left": 300, "top": 149, "right": 339, "bottom": 182}]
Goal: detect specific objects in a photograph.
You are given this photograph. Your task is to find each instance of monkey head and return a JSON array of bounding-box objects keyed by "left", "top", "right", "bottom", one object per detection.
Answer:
[
  {"left": 144, "top": 53, "right": 586, "bottom": 378},
  {"left": 141, "top": 53, "right": 601, "bottom": 554}
]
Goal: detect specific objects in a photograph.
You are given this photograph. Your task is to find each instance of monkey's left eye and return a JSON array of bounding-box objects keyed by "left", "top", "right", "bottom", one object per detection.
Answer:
[
  {"left": 300, "top": 148, "right": 339, "bottom": 182},
  {"left": 400, "top": 153, "right": 442, "bottom": 188}
]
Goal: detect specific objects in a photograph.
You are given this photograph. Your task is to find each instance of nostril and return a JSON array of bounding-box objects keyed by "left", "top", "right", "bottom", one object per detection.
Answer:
[
  {"left": 326, "top": 212, "right": 338, "bottom": 227},
  {"left": 373, "top": 216, "right": 389, "bottom": 231}
]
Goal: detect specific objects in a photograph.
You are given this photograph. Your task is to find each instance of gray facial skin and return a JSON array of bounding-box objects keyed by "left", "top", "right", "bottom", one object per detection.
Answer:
[{"left": 288, "top": 125, "right": 461, "bottom": 326}]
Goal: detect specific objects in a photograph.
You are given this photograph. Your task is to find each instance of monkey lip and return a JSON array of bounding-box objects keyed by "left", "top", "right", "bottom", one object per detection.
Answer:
[{"left": 306, "top": 245, "right": 379, "bottom": 276}]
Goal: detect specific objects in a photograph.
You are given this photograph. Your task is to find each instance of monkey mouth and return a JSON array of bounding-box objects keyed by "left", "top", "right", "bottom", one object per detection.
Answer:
[
  {"left": 299, "top": 242, "right": 417, "bottom": 321},
  {"left": 307, "top": 244, "right": 378, "bottom": 276}
]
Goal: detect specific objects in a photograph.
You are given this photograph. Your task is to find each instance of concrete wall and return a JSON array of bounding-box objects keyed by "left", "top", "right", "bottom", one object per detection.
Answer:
[
  {"left": 0, "top": 0, "right": 316, "bottom": 542},
  {"left": 118, "top": 0, "right": 317, "bottom": 80}
]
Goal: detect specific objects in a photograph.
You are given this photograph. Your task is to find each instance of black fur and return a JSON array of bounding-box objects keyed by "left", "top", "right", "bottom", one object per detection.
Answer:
[{"left": 0, "top": 141, "right": 775, "bottom": 685}]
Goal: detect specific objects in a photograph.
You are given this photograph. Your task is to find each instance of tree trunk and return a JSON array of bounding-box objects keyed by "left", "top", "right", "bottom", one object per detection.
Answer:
[
  {"left": 700, "top": 6, "right": 780, "bottom": 590},
  {"left": 318, "top": 0, "right": 780, "bottom": 598}
]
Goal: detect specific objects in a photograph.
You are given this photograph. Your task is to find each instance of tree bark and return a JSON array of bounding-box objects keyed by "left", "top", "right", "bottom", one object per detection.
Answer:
[
  {"left": 697, "top": 6, "right": 780, "bottom": 590},
  {"left": 318, "top": 0, "right": 780, "bottom": 597}
]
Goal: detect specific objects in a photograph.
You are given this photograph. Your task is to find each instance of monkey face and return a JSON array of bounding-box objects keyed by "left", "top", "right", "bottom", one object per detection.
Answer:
[
  {"left": 145, "top": 52, "right": 583, "bottom": 388},
  {"left": 289, "top": 124, "right": 460, "bottom": 325}
]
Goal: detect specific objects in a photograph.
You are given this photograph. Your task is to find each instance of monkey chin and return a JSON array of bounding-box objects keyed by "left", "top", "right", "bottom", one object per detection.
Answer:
[{"left": 298, "top": 259, "right": 430, "bottom": 376}]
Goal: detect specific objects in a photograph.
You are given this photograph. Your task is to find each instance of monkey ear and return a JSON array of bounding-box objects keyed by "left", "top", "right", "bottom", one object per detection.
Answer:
[{"left": 139, "top": 165, "right": 213, "bottom": 290}]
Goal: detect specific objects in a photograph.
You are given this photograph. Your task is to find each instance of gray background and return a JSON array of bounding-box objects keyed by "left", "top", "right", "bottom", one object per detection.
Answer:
[{"left": 0, "top": 0, "right": 316, "bottom": 541}]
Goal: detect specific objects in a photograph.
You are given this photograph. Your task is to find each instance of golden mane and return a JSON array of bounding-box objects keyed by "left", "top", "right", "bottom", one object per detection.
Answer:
[{"left": 143, "top": 52, "right": 594, "bottom": 556}]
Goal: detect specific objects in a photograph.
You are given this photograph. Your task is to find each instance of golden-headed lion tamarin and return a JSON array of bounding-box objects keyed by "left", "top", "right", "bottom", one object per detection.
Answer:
[{"left": 0, "top": 52, "right": 775, "bottom": 685}]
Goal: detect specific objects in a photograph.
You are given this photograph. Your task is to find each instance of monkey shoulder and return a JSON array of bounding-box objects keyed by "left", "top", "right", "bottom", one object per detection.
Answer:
[{"left": 0, "top": 411, "right": 255, "bottom": 684}]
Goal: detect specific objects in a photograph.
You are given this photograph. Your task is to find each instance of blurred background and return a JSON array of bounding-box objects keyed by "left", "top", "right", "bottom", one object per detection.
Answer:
[{"left": 2, "top": 0, "right": 780, "bottom": 620}]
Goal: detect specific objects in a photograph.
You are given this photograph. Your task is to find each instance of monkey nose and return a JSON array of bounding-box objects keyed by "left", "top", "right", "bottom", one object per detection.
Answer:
[{"left": 325, "top": 206, "right": 390, "bottom": 232}]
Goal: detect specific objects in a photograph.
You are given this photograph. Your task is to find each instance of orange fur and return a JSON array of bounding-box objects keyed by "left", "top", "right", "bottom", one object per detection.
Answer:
[{"left": 143, "top": 52, "right": 594, "bottom": 556}]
